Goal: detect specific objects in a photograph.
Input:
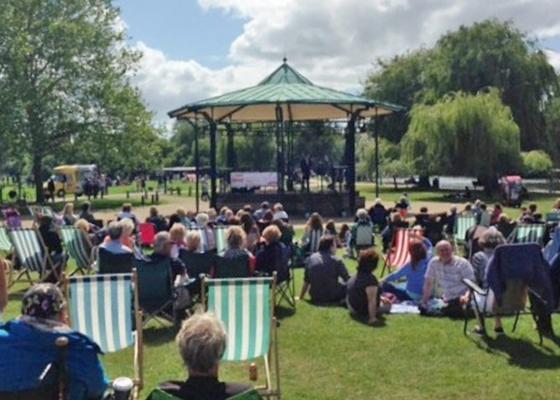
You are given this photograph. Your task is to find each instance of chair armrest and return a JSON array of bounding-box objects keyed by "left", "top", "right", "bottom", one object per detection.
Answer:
[{"left": 462, "top": 278, "right": 487, "bottom": 296}]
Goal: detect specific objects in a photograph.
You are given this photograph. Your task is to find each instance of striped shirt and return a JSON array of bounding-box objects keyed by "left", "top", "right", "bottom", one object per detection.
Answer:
[{"left": 425, "top": 256, "right": 474, "bottom": 300}]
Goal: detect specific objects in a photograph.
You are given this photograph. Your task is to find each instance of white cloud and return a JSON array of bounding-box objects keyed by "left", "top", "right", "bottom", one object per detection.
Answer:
[
  {"left": 544, "top": 49, "right": 560, "bottom": 71},
  {"left": 130, "top": 0, "right": 560, "bottom": 127}
]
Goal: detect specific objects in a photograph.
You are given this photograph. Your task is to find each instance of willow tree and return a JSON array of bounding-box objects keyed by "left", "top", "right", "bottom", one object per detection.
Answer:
[
  {"left": 0, "top": 0, "right": 154, "bottom": 202},
  {"left": 402, "top": 89, "right": 521, "bottom": 193}
]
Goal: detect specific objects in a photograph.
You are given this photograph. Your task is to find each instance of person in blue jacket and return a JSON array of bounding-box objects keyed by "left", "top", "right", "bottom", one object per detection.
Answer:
[{"left": 0, "top": 283, "right": 108, "bottom": 399}]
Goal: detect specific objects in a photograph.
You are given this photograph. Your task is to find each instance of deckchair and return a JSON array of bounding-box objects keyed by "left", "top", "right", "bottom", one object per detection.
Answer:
[
  {"left": 545, "top": 212, "right": 560, "bottom": 226},
  {"left": 97, "top": 247, "right": 134, "bottom": 274},
  {"left": 135, "top": 257, "right": 176, "bottom": 326},
  {"left": 381, "top": 228, "right": 412, "bottom": 276},
  {"left": 453, "top": 215, "right": 477, "bottom": 246},
  {"left": 65, "top": 273, "right": 143, "bottom": 398},
  {"left": 8, "top": 228, "right": 57, "bottom": 286},
  {"left": 214, "top": 254, "right": 251, "bottom": 278},
  {"left": 202, "top": 275, "right": 280, "bottom": 399},
  {"left": 189, "top": 227, "right": 208, "bottom": 253},
  {"left": 353, "top": 223, "right": 374, "bottom": 252},
  {"left": 215, "top": 226, "right": 228, "bottom": 255},
  {"left": 508, "top": 223, "right": 546, "bottom": 245},
  {"left": 179, "top": 249, "right": 215, "bottom": 298},
  {"left": 462, "top": 243, "right": 552, "bottom": 345},
  {"left": 138, "top": 223, "right": 157, "bottom": 247},
  {"left": 0, "top": 226, "right": 12, "bottom": 253},
  {"left": 60, "top": 226, "right": 93, "bottom": 275},
  {"left": 147, "top": 387, "right": 263, "bottom": 400}
]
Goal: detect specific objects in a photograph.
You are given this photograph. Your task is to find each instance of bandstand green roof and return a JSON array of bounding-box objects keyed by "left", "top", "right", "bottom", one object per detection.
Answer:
[{"left": 169, "top": 59, "right": 404, "bottom": 122}]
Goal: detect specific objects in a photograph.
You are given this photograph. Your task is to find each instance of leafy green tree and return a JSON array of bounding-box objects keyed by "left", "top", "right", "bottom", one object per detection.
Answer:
[
  {"left": 544, "top": 96, "right": 560, "bottom": 163},
  {"left": 0, "top": 0, "right": 153, "bottom": 202},
  {"left": 522, "top": 150, "right": 553, "bottom": 178},
  {"left": 402, "top": 90, "right": 521, "bottom": 192}
]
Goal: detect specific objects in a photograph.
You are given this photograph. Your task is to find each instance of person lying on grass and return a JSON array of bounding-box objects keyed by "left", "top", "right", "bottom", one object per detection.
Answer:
[{"left": 421, "top": 240, "right": 475, "bottom": 317}]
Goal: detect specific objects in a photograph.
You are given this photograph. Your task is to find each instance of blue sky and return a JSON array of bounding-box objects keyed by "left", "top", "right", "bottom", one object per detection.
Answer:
[
  {"left": 117, "top": 0, "right": 560, "bottom": 126},
  {"left": 116, "top": 0, "right": 244, "bottom": 68}
]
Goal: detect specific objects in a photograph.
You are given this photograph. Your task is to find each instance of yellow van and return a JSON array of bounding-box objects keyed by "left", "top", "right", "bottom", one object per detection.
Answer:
[{"left": 44, "top": 164, "right": 98, "bottom": 198}]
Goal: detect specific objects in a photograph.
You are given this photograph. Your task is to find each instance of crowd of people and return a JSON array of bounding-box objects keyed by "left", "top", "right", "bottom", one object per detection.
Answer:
[{"left": 1, "top": 195, "right": 560, "bottom": 398}]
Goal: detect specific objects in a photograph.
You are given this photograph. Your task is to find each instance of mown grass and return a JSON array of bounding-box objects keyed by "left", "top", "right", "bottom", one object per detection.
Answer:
[{"left": 3, "top": 191, "right": 560, "bottom": 399}]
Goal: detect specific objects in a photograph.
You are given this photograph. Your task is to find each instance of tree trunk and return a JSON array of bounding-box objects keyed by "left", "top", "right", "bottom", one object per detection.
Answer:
[
  {"left": 418, "top": 175, "right": 431, "bottom": 188},
  {"left": 479, "top": 175, "right": 499, "bottom": 195},
  {"left": 33, "top": 155, "right": 44, "bottom": 204},
  {"left": 393, "top": 176, "right": 398, "bottom": 190}
]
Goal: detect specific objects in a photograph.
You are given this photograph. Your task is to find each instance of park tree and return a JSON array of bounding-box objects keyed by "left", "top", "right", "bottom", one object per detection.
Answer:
[
  {"left": 0, "top": 0, "right": 156, "bottom": 202},
  {"left": 522, "top": 150, "right": 553, "bottom": 178},
  {"left": 402, "top": 89, "right": 521, "bottom": 193}
]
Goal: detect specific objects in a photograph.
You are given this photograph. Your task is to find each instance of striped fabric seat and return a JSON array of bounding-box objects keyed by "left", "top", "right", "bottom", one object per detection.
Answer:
[
  {"left": 61, "top": 226, "right": 92, "bottom": 274},
  {"left": 215, "top": 226, "right": 228, "bottom": 255},
  {"left": 8, "top": 229, "right": 51, "bottom": 285},
  {"left": 190, "top": 227, "right": 208, "bottom": 253},
  {"left": 207, "top": 277, "right": 272, "bottom": 361},
  {"left": 382, "top": 228, "right": 411, "bottom": 275},
  {"left": 68, "top": 274, "right": 135, "bottom": 353},
  {"left": 0, "top": 227, "right": 12, "bottom": 252},
  {"left": 545, "top": 212, "right": 560, "bottom": 225},
  {"left": 454, "top": 215, "right": 477, "bottom": 243},
  {"left": 511, "top": 224, "right": 546, "bottom": 245}
]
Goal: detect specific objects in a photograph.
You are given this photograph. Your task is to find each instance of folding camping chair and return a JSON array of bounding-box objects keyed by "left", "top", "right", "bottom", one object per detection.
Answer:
[
  {"left": 453, "top": 215, "right": 477, "bottom": 248},
  {"left": 462, "top": 243, "right": 552, "bottom": 344},
  {"left": 0, "top": 226, "right": 12, "bottom": 253},
  {"left": 138, "top": 223, "right": 157, "bottom": 247},
  {"left": 215, "top": 226, "right": 228, "bottom": 255},
  {"left": 353, "top": 223, "right": 374, "bottom": 252},
  {"left": 65, "top": 273, "right": 143, "bottom": 398},
  {"left": 60, "top": 226, "right": 93, "bottom": 275},
  {"left": 97, "top": 247, "right": 135, "bottom": 274},
  {"left": 381, "top": 228, "right": 412, "bottom": 276},
  {"left": 179, "top": 249, "right": 215, "bottom": 298},
  {"left": 508, "top": 223, "right": 546, "bottom": 245},
  {"left": 8, "top": 228, "right": 57, "bottom": 287},
  {"left": 147, "top": 387, "right": 262, "bottom": 400},
  {"left": 214, "top": 254, "right": 251, "bottom": 278},
  {"left": 202, "top": 275, "right": 280, "bottom": 399},
  {"left": 135, "top": 257, "right": 177, "bottom": 326}
]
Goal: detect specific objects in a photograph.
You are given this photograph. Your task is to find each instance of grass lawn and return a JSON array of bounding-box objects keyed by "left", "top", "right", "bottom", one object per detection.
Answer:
[{"left": 3, "top": 219, "right": 560, "bottom": 399}]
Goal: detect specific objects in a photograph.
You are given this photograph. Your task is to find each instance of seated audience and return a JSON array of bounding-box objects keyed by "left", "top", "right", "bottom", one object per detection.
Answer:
[
  {"left": 117, "top": 203, "right": 137, "bottom": 226},
  {"left": 195, "top": 213, "right": 215, "bottom": 252},
  {"left": 272, "top": 203, "right": 289, "bottom": 222},
  {"left": 78, "top": 201, "right": 97, "bottom": 225},
  {"left": 216, "top": 207, "right": 231, "bottom": 225},
  {"left": 368, "top": 198, "right": 388, "bottom": 231},
  {"left": 421, "top": 241, "right": 474, "bottom": 314},
  {"left": 300, "top": 235, "right": 350, "bottom": 304},
  {"left": 177, "top": 208, "right": 191, "bottom": 227},
  {"left": 301, "top": 212, "right": 324, "bottom": 254},
  {"left": 240, "top": 211, "right": 260, "bottom": 253},
  {"left": 149, "top": 232, "right": 187, "bottom": 282},
  {"left": 170, "top": 223, "right": 188, "bottom": 258},
  {"left": 478, "top": 203, "right": 491, "bottom": 227},
  {"left": 271, "top": 218, "right": 295, "bottom": 248},
  {"left": 470, "top": 228, "right": 505, "bottom": 288},
  {"left": 414, "top": 207, "right": 430, "bottom": 228},
  {"left": 381, "top": 212, "right": 409, "bottom": 252},
  {"left": 168, "top": 213, "right": 183, "bottom": 231},
  {"left": 496, "top": 214, "right": 516, "bottom": 239},
  {"left": 255, "top": 225, "right": 289, "bottom": 283},
  {"left": 443, "top": 206, "right": 457, "bottom": 236},
  {"left": 490, "top": 204, "right": 503, "bottom": 226},
  {"left": 461, "top": 203, "right": 474, "bottom": 217},
  {"left": 325, "top": 220, "right": 341, "bottom": 247},
  {"left": 147, "top": 206, "right": 168, "bottom": 232},
  {"left": 553, "top": 198, "right": 560, "bottom": 213},
  {"left": 256, "top": 210, "right": 274, "bottom": 233},
  {"left": 382, "top": 239, "right": 429, "bottom": 302},
  {"left": 350, "top": 208, "right": 374, "bottom": 252},
  {"left": 223, "top": 226, "right": 255, "bottom": 273},
  {"left": 62, "top": 203, "right": 77, "bottom": 226},
  {"left": 253, "top": 201, "right": 270, "bottom": 221},
  {"left": 185, "top": 230, "right": 202, "bottom": 254},
  {"left": 38, "top": 215, "right": 66, "bottom": 281},
  {"left": 101, "top": 221, "right": 132, "bottom": 254},
  {"left": 347, "top": 249, "right": 388, "bottom": 325},
  {"left": 152, "top": 313, "right": 252, "bottom": 400},
  {"left": 339, "top": 224, "right": 353, "bottom": 258},
  {"left": 0, "top": 284, "right": 108, "bottom": 398}
]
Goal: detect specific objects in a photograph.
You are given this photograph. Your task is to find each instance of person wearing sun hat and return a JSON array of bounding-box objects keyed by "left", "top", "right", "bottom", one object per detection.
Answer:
[{"left": 0, "top": 283, "right": 108, "bottom": 398}]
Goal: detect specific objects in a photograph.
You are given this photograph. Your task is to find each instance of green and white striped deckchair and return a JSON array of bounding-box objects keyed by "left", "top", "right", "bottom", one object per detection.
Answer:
[
  {"left": 454, "top": 215, "right": 477, "bottom": 244},
  {"left": 60, "top": 226, "right": 93, "bottom": 275},
  {"left": 67, "top": 273, "right": 143, "bottom": 395},
  {"left": 215, "top": 226, "right": 228, "bottom": 255},
  {"left": 0, "top": 226, "right": 12, "bottom": 253},
  {"left": 202, "top": 276, "right": 280, "bottom": 399},
  {"left": 510, "top": 223, "right": 546, "bottom": 245},
  {"left": 8, "top": 228, "right": 54, "bottom": 287}
]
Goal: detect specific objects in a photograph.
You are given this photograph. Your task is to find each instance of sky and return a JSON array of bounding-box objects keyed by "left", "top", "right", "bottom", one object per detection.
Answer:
[{"left": 115, "top": 0, "right": 560, "bottom": 128}]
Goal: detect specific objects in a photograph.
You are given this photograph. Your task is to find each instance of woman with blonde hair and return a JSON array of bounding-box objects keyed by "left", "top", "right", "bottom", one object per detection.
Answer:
[
  {"left": 223, "top": 226, "right": 255, "bottom": 274},
  {"left": 62, "top": 203, "right": 77, "bottom": 226},
  {"left": 170, "top": 223, "right": 188, "bottom": 258}
]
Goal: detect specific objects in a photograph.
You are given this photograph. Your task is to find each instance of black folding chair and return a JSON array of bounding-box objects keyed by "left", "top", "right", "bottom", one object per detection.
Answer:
[
  {"left": 97, "top": 247, "right": 134, "bottom": 274},
  {"left": 214, "top": 254, "right": 251, "bottom": 278}
]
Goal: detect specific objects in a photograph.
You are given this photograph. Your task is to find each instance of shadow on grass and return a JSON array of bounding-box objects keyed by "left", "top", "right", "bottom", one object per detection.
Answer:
[
  {"left": 350, "top": 313, "right": 387, "bottom": 328},
  {"left": 275, "top": 305, "right": 296, "bottom": 320},
  {"left": 143, "top": 325, "right": 177, "bottom": 346},
  {"left": 477, "top": 334, "right": 560, "bottom": 370}
]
